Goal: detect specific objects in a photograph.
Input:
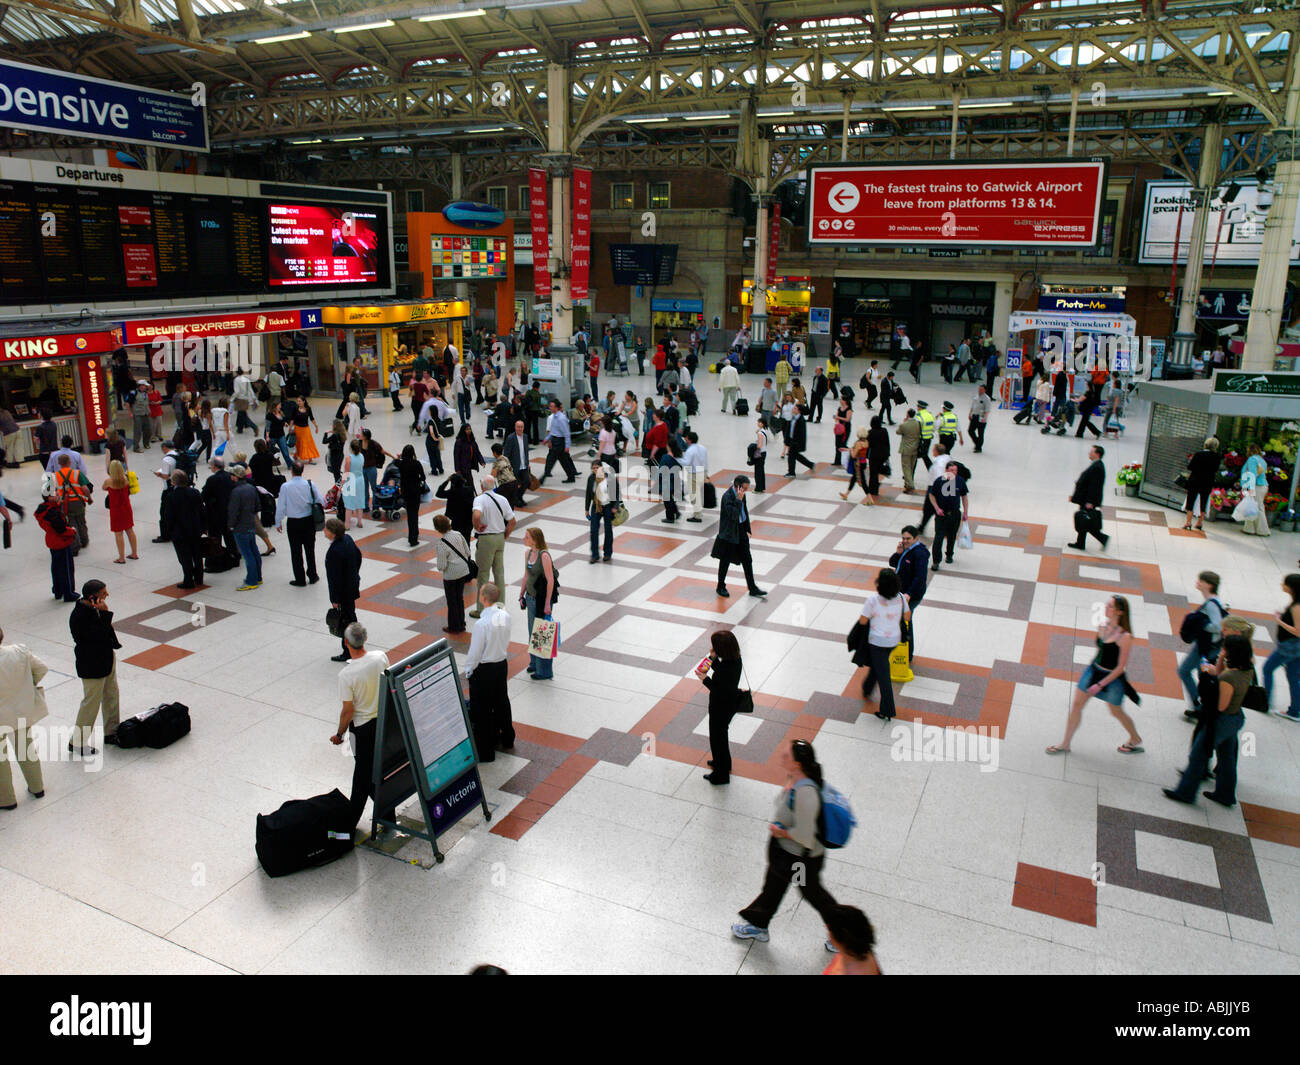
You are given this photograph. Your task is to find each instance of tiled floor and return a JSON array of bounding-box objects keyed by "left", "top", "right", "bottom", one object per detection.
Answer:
[{"left": 2, "top": 360, "right": 1299, "bottom": 975}]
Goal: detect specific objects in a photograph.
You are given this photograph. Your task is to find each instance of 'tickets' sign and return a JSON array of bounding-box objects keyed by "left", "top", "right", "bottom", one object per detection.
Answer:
[
  {"left": 807, "top": 161, "right": 1107, "bottom": 248},
  {"left": 571, "top": 167, "right": 591, "bottom": 301},
  {"left": 528, "top": 167, "right": 551, "bottom": 302}
]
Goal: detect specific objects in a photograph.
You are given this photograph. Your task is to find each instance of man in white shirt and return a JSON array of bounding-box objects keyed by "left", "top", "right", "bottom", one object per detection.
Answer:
[
  {"left": 968, "top": 384, "right": 992, "bottom": 453},
  {"left": 417, "top": 393, "right": 452, "bottom": 433},
  {"left": 469, "top": 474, "right": 516, "bottom": 618},
  {"left": 275, "top": 462, "right": 325, "bottom": 586},
  {"left": 232, "top": 369, "right": 257, "bottom": 433},
  {"left": 329, "top": 622, "right": 394, "bottom": 831},
  {"left": 266, "top": 367, "right": 284, "bottom": 407},
  {"left": 451, "top": 362, "right": 470, "bottom": 425},
  {"left": 681, "top": 431, "right": 709, "bottom": 523},
  {"left": 464, "top": 585, "right": 514, "bottom": 760},
  {"left": 388, "top": 367, "right": 404, "bottom": 412},
  {"left": 718, "top": 361, "right": 741, "bottom": 413}
]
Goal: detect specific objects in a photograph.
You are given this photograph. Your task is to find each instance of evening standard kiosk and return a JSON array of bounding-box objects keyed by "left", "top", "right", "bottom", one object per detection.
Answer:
[{"left": 369, "top": 638, "right": 490, "bottom": 865}]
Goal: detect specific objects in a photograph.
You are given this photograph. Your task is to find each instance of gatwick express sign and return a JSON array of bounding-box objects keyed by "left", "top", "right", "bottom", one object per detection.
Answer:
[{"left": 807, "top": 160, "right": 1107, "bottom": 249}]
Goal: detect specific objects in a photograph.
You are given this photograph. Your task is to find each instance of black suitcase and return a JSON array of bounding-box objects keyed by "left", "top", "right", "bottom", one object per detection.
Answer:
[
  {"left": 703, "top": 481, "right": 717, "bottom": 509},
  {"left": 256, "top": 789, "right": 355, "bottom": 878},
  {"left": 734, "top": 397, "right": 749, "bottom": 416},
  {"left": 115, "top": 702, "right": 191, "bottom": 749}
]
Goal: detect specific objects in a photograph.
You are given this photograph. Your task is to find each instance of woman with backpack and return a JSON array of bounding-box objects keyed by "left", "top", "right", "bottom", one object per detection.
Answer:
[{"left": 733, "top": 738, "right": 842, "bottom": 945}]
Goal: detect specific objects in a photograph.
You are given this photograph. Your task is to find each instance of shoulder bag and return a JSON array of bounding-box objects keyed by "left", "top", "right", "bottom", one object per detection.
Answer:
[
  {"left": 443, "top": 533, "right": 478, "bottom": 580},
  {"left": 735, "top": 658, "right": 755, "bottom": 714}
]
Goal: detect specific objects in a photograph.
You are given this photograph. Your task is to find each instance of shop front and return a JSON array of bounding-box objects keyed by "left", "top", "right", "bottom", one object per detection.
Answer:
[
  {"left": 742, "top": 279, "right": 811, "bottom": 338},
  {"left": 0, "top": 326, "right": 119, "bottom": 456},
  {"left": 320, "top": 299, "right": 470, "bottom": 394},
  {"left": 1136, "top": 370, "right": 1300, "bottom": 525},
  {"left": 651, "top": 297, "right": 704, "bottom": 340},
  {"left": 119, "top": 307, "right": 326, "bottom": 398},
  {"left": 832, "top": 278, "right": 995, "bottom": 359}
]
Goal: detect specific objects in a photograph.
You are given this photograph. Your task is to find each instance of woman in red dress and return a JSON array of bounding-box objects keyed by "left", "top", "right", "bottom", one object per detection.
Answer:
[{"left": 102, "top": 459, "right": 138, "bottom": 564}]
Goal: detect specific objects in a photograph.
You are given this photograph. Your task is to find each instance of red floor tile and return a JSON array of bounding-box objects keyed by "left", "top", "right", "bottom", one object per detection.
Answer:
[{"left": 123, "top": 644, "right": 193, "bottom": 670}]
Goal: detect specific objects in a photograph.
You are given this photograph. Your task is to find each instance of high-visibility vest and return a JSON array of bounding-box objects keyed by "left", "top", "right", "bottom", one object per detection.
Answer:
[
  {"left": 54, "top": 465, "right": 89, "bottom": 504},
  {"left": 938, "top": 410, "right": 959, "bottom": 435},
  {"left": 916, "top": 409, "right": 936, "bottom": 438}
]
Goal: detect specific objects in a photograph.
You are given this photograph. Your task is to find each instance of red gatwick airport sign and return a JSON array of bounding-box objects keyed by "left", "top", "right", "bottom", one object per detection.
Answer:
[
  {"left": 122, "top": 309, "right": 311, "bottom": 344},
  {"left": 807, "top": 160, "right": 1107, "bottom": 248}
]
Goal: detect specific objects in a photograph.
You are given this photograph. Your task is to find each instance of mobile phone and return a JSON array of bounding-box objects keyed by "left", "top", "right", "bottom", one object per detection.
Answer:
[{"left": 695, "top": 655, "right": 711, "bottom": 675}]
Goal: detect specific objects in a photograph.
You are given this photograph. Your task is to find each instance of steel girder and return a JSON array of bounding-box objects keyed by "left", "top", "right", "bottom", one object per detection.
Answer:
[{"left": 207, "top": 12, "right": 1298, "bottom": 146}]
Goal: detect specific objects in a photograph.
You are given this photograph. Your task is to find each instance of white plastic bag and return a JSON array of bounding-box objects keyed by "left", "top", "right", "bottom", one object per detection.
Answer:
[
  {"left": 1232, "top": 494, "right": 1259, "bottom": 522},
  {"left": 957, "top": 521, "right": 974, "bottom": 549}
]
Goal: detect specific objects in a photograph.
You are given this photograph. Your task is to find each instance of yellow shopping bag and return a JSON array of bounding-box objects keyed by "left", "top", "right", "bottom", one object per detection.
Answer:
[{"left": 889, "top": 641, "right": 913, "bottom": 684}]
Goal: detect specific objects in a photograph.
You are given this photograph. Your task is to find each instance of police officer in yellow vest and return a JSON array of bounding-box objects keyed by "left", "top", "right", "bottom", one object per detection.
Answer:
[
  {"left": 915, "top": 401, "right": 936, "bottom": 471},
  {"left": 937, "top": 400, "right": 963, "bottom": 453}
]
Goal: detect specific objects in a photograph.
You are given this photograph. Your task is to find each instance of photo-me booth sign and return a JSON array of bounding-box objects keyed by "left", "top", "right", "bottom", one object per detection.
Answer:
[
  {"left": 370, "top": 639, "right": 490, "bottom": 864},
  {"left": 0, "top": 58, "right": 208, "bottom": 152},
  {"left": 807, "top": 160, "right": 1107, "bottom": 248},
  {"left": 1138, "top": 180, "right": 1300, "bottom": 265}
]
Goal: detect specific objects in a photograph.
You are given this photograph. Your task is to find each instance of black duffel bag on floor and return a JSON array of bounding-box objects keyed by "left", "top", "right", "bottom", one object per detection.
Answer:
[
  {"left": 115, "top": 702, "right": 191, "bottom": 749},
  {"left": 256, "top": 789, "right": 355, "bottom": 878}
]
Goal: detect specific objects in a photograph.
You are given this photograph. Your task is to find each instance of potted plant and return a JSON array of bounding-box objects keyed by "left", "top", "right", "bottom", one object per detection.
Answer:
[
  {"left": 1116, "top": 463, "right": 1143, "bottom": 497},
  {"left": 1277, "top": 507, "right": 1299, "bottom": 533},
  {"left": 1207, "top": 487, "right": 1226, "bottom": 521}
]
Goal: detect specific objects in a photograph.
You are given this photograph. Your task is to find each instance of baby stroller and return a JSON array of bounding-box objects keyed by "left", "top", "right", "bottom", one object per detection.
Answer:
[
  {"left": 370, "top": 461, "right": 405, "bottom": 521},
  {"left": 323, "top": 481, "right": 344, "bottom": 520}
]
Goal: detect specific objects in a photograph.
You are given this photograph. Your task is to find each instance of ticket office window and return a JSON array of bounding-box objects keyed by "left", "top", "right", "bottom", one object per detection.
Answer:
[
  {"left": 0, "top": 359, "right": 78, "bottom": 421},
  {"left": 652, "top": 310, "right": 701, "bottom": 335}
]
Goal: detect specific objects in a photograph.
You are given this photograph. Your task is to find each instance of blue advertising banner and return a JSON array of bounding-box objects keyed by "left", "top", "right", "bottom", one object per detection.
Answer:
[
  {"left": 0, "top": 59, "right": 208, "bottom": 153},
  {"left": 426, "top": 770, "right": 485, "bottom": 838}
]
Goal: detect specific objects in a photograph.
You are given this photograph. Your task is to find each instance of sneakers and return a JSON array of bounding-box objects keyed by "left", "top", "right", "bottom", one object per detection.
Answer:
[
  {"left": 236, "top": 582, "right": 261, "bottom": 591},
  {"left": 825, "top": 939, "right": 839, "bottom": 954},
  {"left": 731, "top": 922, "right": 770, "bottom": 942}
]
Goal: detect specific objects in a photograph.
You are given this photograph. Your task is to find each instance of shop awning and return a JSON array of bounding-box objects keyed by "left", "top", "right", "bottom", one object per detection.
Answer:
[
  {"left": 1008, "top": 311, "right": 1137, "bottom": 335},
  {"left": 320, "top": 300, "right": 470, "bottom": 326},
  {"left": 0, "top": 323, "right": 123, "bottom": 362}
]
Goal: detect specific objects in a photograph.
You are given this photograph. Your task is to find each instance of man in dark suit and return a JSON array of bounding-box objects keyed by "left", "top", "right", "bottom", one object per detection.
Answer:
[
  {"left": 324, "top": 517, "right": 363, "bottom": 661},
  {"left": 200, "top": 459, "right": 239, "bottom": 560},
  {"left": 809, "top": 367, "right": 830, "bottom": 423},
  {"left": 1068, "top": 444, "right": 1109, "bottom": 551},
  {"left": 503, "top": 419, "right": 531, "bottom": 507},
  {"left": 162, "top": 471, "right": 206, "bottom": 590},
  {"left": 782, "top": 403, "right": 815, "bottom": 477},
  {"left": 710, "top": 475, "right": 766, "bottom": 599},
  {"left": 888, "top": 525, "right": 929, "bottom": 662}
]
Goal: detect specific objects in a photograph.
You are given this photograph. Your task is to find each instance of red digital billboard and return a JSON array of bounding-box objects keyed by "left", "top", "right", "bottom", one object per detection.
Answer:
[
  {"left": 807, "top": 161, "right": 1107, "bottom": 248},
  {"left": 267, "top": 203, "right": 381, "bottom": 287}
]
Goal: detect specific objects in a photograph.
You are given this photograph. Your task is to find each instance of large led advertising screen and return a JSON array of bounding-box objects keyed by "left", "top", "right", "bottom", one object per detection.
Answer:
[{"left": 267, "top": 203, "right": 382, "bottom": 287}]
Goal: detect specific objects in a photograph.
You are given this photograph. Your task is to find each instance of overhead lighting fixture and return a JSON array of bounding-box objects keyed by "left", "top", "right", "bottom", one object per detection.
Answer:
[
  {"left": 625, "top": 116, "right": 668, "bottom": 124},
  {"left": 1206, "top": 90, "right": 1232, "bottom": 97},
  {"left": 335, "top": 19, "right": 394, "bottom": 33},
  {"left": 683, "top": 113, "right": 731, "bottom": 121},
  {"left": 417, "top": 7, "right": 487, "bottom": 20},
  {"left": 959, "top": 101, "right": 1007, "bottom": 109},
  {"left": 254, "top": 30, "right": 311, "bottom": 43},
  {"left": 757, "top": 110, "right": 795, "bottom": 118},
  {"left": 880, "top": 104, "right": 937, "bottom": 111},
  {"left": 289, "top": 138, "right": 322, "bottom": 144},
  {"left": 465, "top": 126, "right": 505, "bottom": 133},
  {"left": 333, "top": 136, "right": 364, "bottom": 141}
]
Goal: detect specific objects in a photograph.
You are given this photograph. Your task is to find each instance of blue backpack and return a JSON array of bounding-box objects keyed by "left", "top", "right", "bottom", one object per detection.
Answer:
[{"left": 788, "top": 779, "right": 856, "bottom": 850}]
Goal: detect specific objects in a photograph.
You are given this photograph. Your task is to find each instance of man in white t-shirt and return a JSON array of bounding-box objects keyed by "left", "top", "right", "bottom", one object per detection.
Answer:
[
  {"left": 469, "top": 475, "right": 516, "bottom": 617},
  {"left": 330, "top": 622, "right": 393, "bottom": 832}
]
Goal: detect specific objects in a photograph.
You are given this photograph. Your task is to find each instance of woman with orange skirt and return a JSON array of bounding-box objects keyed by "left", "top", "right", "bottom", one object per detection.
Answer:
[{"left": 291, "top": 396, "right": 320, "bottom": 465}]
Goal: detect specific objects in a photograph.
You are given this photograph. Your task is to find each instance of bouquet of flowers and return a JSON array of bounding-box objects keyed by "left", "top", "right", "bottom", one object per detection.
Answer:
[
  {"left": 1264, "top": 492, "right": 1287, "bottom": 512},
  {"left": 1116, "top": 463, "right": 1143, "bottom": 486},
  {"left": 1210, "top": 487, "right": 1242, "bottom": 511}
]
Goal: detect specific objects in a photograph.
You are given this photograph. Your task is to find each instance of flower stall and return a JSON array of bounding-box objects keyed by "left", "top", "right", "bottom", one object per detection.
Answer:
[
  {"left": 1133, "top": 371, "right": 1300, "bottom": 530},
  {"left": 1116, "top": 463, "right": 1143, "bottom": 496}
]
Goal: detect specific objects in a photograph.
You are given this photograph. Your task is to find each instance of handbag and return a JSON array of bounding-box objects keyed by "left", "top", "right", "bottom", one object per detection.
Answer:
[
  {"left": 611, "top": 501, "right": 630, "bottom": 527},
  {"left": 529, "top": 473, "right": 540, "bottom": 490},
  {"left": 735, "top": 658, "right": 755, "bottom": 714},
  {"left": 325, "top": 607, "right": 343, "bottom": 637},
  {"left": 444, "top": 533, "right": 478, "bottom": 580},
  {"left": 1242, "top": 684, "right": 1269, "bottom": 713},
  {"left": 703, "top": 481, "right": 717, "bottom": 509}
]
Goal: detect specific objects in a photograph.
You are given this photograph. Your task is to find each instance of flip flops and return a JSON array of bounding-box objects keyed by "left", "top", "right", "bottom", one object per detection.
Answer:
[{"left": 1118, "top": 742, "right": 1145, "bottom": 754}]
